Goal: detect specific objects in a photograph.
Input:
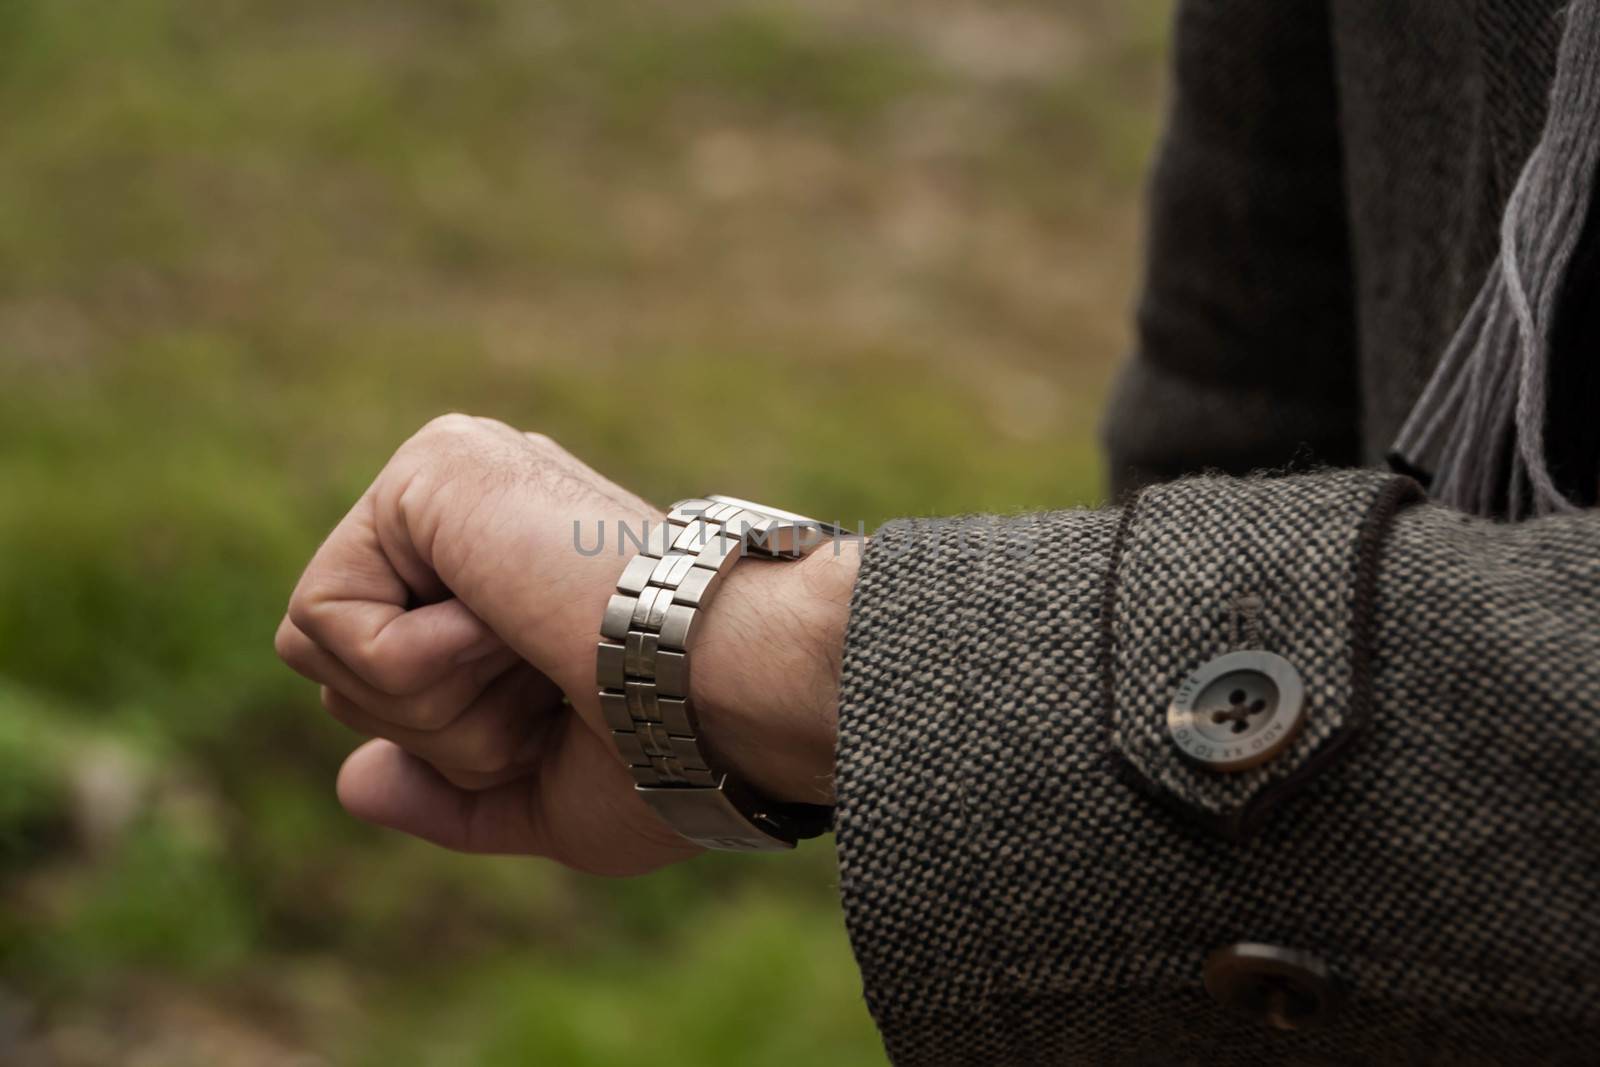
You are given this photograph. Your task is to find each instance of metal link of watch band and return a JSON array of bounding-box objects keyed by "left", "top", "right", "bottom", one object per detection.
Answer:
[{"left": 595, "top": 496, "right": 834, "bottom": 852}]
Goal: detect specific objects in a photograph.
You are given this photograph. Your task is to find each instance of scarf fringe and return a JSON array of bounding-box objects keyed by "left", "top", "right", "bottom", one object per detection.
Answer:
[{"left": 1392, "top": 0, "right": 1600, "bottom": 520}]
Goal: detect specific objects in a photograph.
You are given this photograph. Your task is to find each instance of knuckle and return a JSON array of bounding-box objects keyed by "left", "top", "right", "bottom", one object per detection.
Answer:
[
  {"left": 364, "top": 652, "right": 430, "bottom": 698},
  {"left": 419, "top": 412, "right": 481, "bottom": 440},
  {"left": 472, "top": 415, "right": 516, "bottom": 436},
  {"left": 400, "top": 415, "right": 485, "bottom": 473},
  {"left": 400, "top": 415, "right": 505, "bottom": 492},
  {"left": 523, "top": 431, "right": 576, "bottom": 468},
  {"left": 320, "top": 686, "right": 347, "bottom": 718},
  {"left": 405, "top": 690, "right": 462, "bottom": 732},
  {"left": 394, "top": 462, "right": 436, "bottom": 517},
  {"left": 285, "top": 583, "right": 330, "bottom": 642},
  {"left": 320, "top": 688, "right": 365, "bottom": 731},
  {"left": 460, "top": 724, "right": 517, "bottom": 775},
  {"left": 273, "top": 617, "right": 304, "bottom": 665}
]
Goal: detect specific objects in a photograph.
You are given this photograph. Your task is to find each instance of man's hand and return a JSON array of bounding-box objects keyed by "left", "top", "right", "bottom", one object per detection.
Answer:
[{"left": 274, "top": 415, "right": 858, "bottom": 875}]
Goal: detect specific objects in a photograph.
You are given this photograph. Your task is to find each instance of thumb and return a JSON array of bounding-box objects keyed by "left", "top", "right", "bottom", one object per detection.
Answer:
[
  {"left": 337, "top": 740, "right": 542, "bottom": 855},
  {"left": 337, "top": 735, "right": 701, "bottom": 874}
]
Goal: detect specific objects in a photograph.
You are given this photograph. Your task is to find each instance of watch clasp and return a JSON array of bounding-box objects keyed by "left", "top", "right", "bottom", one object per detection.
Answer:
[{"left": 635, "top": 774, "right": 797, "bottom": 852}]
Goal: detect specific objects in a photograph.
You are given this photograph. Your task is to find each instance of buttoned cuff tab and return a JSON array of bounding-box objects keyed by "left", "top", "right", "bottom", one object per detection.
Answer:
[{"left": 1102, "top": 469, "right": 1422, "bottom": 838}]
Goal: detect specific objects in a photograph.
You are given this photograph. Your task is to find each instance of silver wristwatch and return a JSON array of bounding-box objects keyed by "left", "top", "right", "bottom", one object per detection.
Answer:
[{"left": 595, "top": 495, "right": 840, "bottom": 852}]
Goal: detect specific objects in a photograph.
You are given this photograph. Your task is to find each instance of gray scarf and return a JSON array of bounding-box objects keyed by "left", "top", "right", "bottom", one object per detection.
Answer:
[{"left": 1391, "top": 0, "right": 1600, "bottom": 520}]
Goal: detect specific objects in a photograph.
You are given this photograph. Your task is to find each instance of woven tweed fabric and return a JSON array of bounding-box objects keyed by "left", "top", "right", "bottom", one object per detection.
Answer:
[
  {"left": 1109, "top": 470, "right": 1417, "bottom": 832},
  {"left": 834, "top": 479, "right": 1600, "bottom": 1065}
]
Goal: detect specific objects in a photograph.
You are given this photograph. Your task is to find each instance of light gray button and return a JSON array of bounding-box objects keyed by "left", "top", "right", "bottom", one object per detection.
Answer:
[{"left": 1167, "top": 650, "right": 1305, "bottom": 772}]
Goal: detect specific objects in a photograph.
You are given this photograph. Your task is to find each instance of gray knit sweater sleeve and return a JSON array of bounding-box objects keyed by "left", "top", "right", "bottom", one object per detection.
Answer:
[
  {"left": 1100, "top": 0, "right": 1361, "bottom": 491},
  {"left": 833, "top": 473, "right": 1600, "bottom": 1064}
]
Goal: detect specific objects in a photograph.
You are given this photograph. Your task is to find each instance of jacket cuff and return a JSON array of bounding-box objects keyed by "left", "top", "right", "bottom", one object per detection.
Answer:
[
  {"left": 832, "top": 473, "right": 1421, "bottom": 1051},
  {"left": 834, "top": 506, "right": 1126, "bottom": 1031}
]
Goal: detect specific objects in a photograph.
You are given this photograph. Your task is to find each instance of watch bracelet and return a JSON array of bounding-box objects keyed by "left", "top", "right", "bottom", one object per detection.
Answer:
[{"left": 594, "top": 497, "right": 833, "bottom": 845}]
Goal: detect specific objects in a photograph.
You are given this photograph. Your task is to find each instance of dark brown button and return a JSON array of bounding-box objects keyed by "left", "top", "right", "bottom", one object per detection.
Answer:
[
  {"left": 1168, "top": 650, "right": 1306, "bottom": 772},
  {"left": 1202, "top": 943, "right": 1343, "bottom": 1030}
]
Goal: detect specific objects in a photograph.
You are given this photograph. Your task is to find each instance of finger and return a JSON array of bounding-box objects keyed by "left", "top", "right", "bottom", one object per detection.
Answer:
[
  {"left": 276, "top": 616, "right": 522, "bottom": 731},
  {"left": 299, "top": 595, "right": 500, "bottom": 696},
  {"left": 320, "top": 665, "right": 564, "bottom": 784},
  {"left": 287, "top": 494, "right": 502, "bottom": 695}
]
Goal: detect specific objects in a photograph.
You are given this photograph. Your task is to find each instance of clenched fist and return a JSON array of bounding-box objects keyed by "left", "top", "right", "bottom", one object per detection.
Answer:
[{"left": 275, "top": 415, "right": 857, "bottom": 875}]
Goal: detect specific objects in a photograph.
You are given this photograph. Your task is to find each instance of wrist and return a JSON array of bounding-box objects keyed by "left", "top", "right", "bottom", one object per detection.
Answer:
[{"left": 688, "top": 537, "right": 861, "bottom": 806}]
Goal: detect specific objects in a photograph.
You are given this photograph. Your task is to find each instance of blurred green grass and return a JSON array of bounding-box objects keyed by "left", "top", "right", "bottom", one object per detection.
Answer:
[{"left": 0, "top": 0, "right": 1169, "bottom": 1062}]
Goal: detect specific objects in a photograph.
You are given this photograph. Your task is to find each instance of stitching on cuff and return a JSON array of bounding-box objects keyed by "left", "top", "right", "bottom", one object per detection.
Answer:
[
  {"left": 1097, "top": 491, "right": 1145, "bottom": 784},
  {"left": 1230, "top": 472, "right": 1425, "bottom": 837}
]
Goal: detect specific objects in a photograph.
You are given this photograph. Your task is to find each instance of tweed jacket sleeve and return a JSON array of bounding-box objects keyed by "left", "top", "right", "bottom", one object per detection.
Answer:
[{"left": 834, "top": 477, "right": 1600, "bottom": 1063}]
